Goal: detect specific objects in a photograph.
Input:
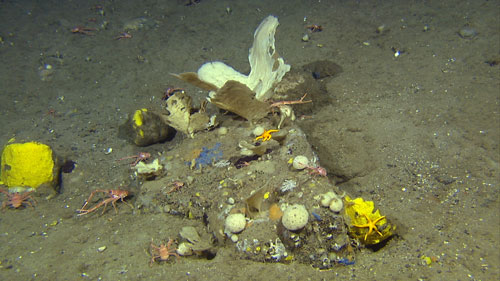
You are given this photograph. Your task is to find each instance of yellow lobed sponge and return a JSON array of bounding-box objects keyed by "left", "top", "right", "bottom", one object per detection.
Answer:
[
  {"left": 1, "top": 142, "right": 55, "bottom": 189},
  {"left": 344, "top": 196, "right": 395, "bottom": 245}
]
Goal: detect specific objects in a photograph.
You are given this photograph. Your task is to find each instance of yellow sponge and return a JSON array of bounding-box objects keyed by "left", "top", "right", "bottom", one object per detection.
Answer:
[
  {"left": 344, "top": 196, "right": 395, "bottom": 245},
  {"left": 1, "top": 142, "right": 55, "bottom": 189}
]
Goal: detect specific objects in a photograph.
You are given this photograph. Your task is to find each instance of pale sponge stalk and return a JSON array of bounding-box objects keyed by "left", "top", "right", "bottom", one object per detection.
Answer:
[{"left": 199, "top": 15, "right": 290, "bottom": 101}]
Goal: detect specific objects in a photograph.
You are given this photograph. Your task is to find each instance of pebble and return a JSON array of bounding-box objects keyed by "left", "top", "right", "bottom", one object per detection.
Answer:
[
  {"left": 253, "top": 126, "right": 265, "bottom": 136},
  {"left": 458, "top": 27, "right": 478, "bottom": 39},
  {"left": 230, "top": 234, "right": 239, "bottom": 242},
  {"left": 218, "top": 127, "right": 228, "bottom": 136}
]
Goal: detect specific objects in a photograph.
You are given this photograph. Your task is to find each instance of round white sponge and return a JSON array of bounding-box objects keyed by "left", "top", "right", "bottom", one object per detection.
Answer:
[
  {"left": 282, "top": 204, "right": 309, "bottom": 231},
  {"left": 320, "top": 191, "right": 336, "bottom": 207},
  {"left": 292, "top": 155, "right": 309, "bottom": 170},
  {"left": 329, "top": 196, "right": 343, "bottom": 212},
  {"left": 225, "top": 213, "right": 246, "bottom": 234},
  {"left": 319, "top": 191, "right": 344, "bottom": 212}
]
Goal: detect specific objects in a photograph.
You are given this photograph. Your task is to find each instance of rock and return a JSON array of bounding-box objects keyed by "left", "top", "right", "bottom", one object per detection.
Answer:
[{"left": 458, "top": 26, "right": 478, "bottom": 39}]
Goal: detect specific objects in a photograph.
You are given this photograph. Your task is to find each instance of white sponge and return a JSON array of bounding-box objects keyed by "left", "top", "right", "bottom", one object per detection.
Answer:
[
  {"left": 225, "top": 213, "right": 246, "bottom": 234},
  {"left": 282, "top": 204, "right": 309, "bottom": 231}
]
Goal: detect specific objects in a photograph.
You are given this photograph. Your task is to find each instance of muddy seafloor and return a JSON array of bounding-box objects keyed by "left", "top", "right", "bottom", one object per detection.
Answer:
[{"left": 0, "top": 0, "right": 499, "bottom": 280}]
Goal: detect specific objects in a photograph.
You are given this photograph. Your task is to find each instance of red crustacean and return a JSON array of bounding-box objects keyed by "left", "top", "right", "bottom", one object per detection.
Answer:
[
  {"left": 77, "top": 189, "right": 132, "bottom": 215},
  {"left": 149, "top": 238, "right": 180, "bottom": 266},
  {"left": 166, "top": 181, "right": 184, "bottom": 194},
  {"left": 162, "top": 87, "right": 184, "bottom": 101},
  {"left": 0, "top": 189, "right": 37, "bottom": 210},
  {"left": 306, "top": 24, "right": 323, "bottom": 32},
  {"left": 116, "top": 152, "right": 151, "bottom": 167},
  {"left": 71, "top": 26, "right": 97, "bottom": 35},
  {"left": 114, "top": 32, "right": 132, "bottom": 40},
  {"left": 305, "top": 165, "right": 327, "bottom": 177}
]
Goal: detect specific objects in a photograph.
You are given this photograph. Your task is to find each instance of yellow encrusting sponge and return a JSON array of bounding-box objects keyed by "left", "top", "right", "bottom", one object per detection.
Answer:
[{"left": 133, "top": 108, "right": 147, "bottom": 127}]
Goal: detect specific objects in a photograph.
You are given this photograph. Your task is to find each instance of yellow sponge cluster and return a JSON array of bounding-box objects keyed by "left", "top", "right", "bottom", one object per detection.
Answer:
[
  {"left": 0, "top": 142, "right": 55, "bottom": 189},
  {"left": 344, "top": 196, "right": 395, "bottom": 245}
]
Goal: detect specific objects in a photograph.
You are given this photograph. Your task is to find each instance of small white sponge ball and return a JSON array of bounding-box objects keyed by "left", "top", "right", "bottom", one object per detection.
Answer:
[
  {"left": 320, "top": 191, "right": 336, "bottom": 207},
  {"left": 225, "top": 213, "right": 246, "bottom": 233},
  {"left": 253, "top": 126, "right": 265, "bottom": 136},
  {"left": 282, "top": 204, "right": 309, "bottom": 231},
  {"left": 292, "top": 156, "right": 309, "bottom": 170},
  {"left": 329, "top": 196, "right": 343, "bottom": 212}
]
